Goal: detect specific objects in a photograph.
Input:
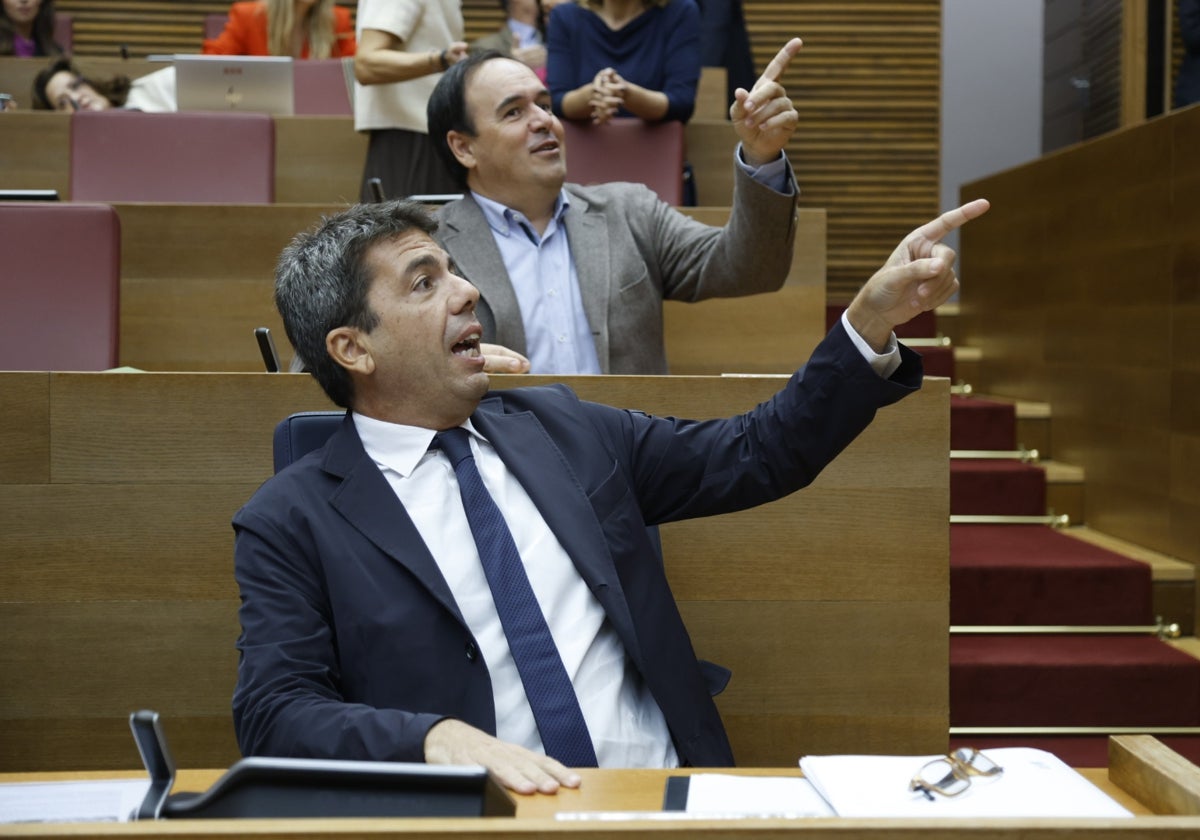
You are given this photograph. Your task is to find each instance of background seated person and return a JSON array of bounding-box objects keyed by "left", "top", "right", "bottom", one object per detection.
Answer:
[
  {"left": 203, "top": 0, "right": 356, "bottom": 59},
  {"left": 1, "top": 0, "right": 61, "bottom": 58},
  {"left": 32, "top": 55, "right": 175, "bottom": 112},
  {"left": 470, "top": 0, "right": 552, "bottom": 82},
  {"left": 547, "top": 0, "right": 699, "bottom": 125},
  {"left": 233, "top": 194, "right": 987, "bottom": 794},
  {"left": 425, "top": 41, "right": 802, "bottom": 375}
]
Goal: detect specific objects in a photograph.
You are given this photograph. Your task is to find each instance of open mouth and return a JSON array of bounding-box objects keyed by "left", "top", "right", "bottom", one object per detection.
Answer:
[
  {"left": 451, "top": 333, "right": 482, "bottom": 358},
  {"left": 531, "top": 139, "right": 559, "bottom": 154}
]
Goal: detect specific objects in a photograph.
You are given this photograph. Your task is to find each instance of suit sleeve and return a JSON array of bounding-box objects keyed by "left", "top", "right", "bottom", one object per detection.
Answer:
[
  {"left": 640, "top": 159, "right": 799, "bottom": 301},
  {"left": 590, "top": 320, "right": 923, "bottom": 525},
  {"left": 332, "top": 6, "right": 357, "bottom": 57},
  {"left": 658, "top": 0, "right": 701, "bottom": 122},
  {"left": 231, "top": 499, "right": 444, "bottom": 762}
]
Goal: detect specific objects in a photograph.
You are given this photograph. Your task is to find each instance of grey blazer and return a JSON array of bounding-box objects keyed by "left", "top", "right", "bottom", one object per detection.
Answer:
[{"left": 435, "top": 160, "right": 800, "bottom": 374}]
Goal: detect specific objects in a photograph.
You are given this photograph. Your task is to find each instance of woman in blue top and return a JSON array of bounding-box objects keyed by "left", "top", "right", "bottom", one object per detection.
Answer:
[{"left": 547, "top": 0, "right": 700, "bottom": 124}]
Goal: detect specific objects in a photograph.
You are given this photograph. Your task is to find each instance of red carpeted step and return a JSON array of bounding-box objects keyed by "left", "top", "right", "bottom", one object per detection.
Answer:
[
  {"left": 947, "top": 734, "right": 1200, "bottom": 769},
  {"left": 950, "top": 635, "right": 1200, "bottom": 727},
  {"left": 951, "top": 461, "right": 1046, "bottom": 515},
  {"left": 950, "top": 525, "right": 1154, "bottom": 625},
  {"left": 950, "top": 396, "right": 1017, "bottom": 450}
]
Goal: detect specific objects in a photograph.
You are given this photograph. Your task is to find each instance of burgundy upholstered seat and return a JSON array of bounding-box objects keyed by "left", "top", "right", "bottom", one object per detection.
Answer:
[
  {"left": 562, "top": 117, "right": 685, "bottom": 206},
  {"left": 69, "top": 110, "right": 275, "bottom": 203},
  {"left": 0, "top": 202, "right": 120, "bottom": 371}
]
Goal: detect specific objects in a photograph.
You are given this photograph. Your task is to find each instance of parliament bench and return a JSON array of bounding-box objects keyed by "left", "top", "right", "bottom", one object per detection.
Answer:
[
  {"left": 0, "top": 370, "right": 949, "bottom": 773},
  {"left": 107, "top": 202, "right": 825, "bottom": 373}
]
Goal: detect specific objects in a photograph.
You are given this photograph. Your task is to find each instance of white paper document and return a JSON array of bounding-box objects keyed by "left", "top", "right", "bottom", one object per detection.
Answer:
[
  {"left": 680, "top": 774, "right": 835, "bottom": 817},
  {"left": 0, "top": 779, "right": 150, "bottom": 824},
  {"left": 798, "top": 747, "right": 1133, "bottom": 818}
]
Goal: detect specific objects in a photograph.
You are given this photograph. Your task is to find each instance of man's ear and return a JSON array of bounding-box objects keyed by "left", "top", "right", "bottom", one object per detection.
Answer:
[
  {"left": 446, "top": 130, "right": 477, "bottom": 170},
  {"left": 326, "top": 327, "right": 375, "bottom": 376}
]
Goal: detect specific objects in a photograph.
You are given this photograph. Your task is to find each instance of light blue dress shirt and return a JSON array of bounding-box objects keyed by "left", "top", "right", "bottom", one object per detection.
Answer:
[{"left": 472, "top": 147, "right": 795, "bottom": 375}]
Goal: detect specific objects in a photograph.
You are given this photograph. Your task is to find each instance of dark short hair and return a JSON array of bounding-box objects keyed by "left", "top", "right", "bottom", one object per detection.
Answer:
[
  {"left": 274, "top": 200, "right": 439, "bottom": 409},
  {"left": 426, "top": 49, "right": 508, "bottom": 190},
  {"left": 31, "top": 55, "right": 131, "bottom": 110}
]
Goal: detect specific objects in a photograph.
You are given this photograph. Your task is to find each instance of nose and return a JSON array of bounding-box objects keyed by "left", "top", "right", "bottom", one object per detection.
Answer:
[{"left": 449, "top": 272, "right": 479, "bottom": 312}]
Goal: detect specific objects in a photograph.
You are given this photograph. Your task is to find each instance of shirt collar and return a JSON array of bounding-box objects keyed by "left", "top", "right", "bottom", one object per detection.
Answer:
[
  {"left": 353, "top": 413, "right": 483, "bottom": 478},
  {"left": 472, "top": 189, "right": 571, "bottom": 241},
  {"left": 507, "top": 19, "right": 541, "bottom": 47}
]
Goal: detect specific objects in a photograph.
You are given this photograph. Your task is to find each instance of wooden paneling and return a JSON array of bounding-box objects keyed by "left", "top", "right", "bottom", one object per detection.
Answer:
[
  {"left": 960, "top": 101, "right": 1200, "bottom": 567},
  {"left": 0, "top": 371, "right": 948, "bottom": 771},
  {"left": 47, "top": 0, "right": 940, "bottom": 301},
  {"left": 110, "top": 203, "right": 825, "bottom": 373}
]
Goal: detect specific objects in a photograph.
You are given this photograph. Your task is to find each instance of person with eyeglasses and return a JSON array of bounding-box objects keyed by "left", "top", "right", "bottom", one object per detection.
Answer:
[{"left": 30, "top": 55, "right": 176, "bottom": 112}]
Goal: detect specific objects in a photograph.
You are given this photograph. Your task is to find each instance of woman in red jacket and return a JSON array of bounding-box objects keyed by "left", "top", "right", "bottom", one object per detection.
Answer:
[{"left": 204, "top": 0, "right": 355, "bottom": 59}]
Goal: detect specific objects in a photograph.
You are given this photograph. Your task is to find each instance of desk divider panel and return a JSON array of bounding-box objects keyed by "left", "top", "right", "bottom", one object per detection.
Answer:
[
  {"left": 113, "top": 203, "right": 827, "bottom": 374},
  {"left": 0, "top": 371, "right": 948, "bottom": 772}
]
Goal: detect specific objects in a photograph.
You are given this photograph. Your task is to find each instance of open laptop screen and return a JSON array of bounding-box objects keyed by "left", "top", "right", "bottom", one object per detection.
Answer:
[{"left": 171, "top": 55, "right": 294, "bottom": 116}]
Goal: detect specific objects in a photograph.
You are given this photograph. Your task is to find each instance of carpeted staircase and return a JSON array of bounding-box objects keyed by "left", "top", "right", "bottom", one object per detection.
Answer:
[{"left": 828, "top": 305, "right": 1200, "bottom": 766}]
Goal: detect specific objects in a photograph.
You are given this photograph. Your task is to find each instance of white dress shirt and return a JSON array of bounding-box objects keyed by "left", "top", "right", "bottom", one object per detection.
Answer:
[{"left": 354, "top": 415, "right": 678, "bottom": 767}]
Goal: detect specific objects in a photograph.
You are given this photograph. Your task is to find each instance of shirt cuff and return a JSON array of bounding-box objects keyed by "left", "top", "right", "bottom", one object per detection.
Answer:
[
  {"left": 840, "top": 310, "right": 902, "bottom": 379},
  {"left": 735, "top": 144, "right": 794, "bottom": 195}
]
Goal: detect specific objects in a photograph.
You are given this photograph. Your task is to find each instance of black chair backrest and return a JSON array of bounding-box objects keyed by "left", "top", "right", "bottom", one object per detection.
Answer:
[{"left": 272, "top": 411, "right": 343, "bottom": 473}]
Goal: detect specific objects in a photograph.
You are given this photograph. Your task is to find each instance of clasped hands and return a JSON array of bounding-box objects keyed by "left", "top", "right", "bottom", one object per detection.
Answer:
[{"left": 587, "top": 67, "right": 627, "bottom": 125}]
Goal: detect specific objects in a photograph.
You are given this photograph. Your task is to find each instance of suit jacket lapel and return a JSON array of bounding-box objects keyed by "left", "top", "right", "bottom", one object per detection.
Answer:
[
  {"left": 471, "top": 399, "right": 643, "bottom": 661},
  {"left": 320, "top": 416, "right": 466, "bottom": 626},
  {"left": 436, "top": 197, "right": 527, "bottom": 354},
  {"left": 562, "top": 191, "right": 611, "bottom": 372}
]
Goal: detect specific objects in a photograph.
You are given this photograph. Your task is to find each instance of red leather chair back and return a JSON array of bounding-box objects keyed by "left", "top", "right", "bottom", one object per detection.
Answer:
[
  {"left": 0, "top": 202, "right": 120, "bottom": 371},
  {"left": 69, "top": 110, "right": 275, "bottom": 203},
  {"left": 562, "top": 118, "right": 685, "bottom": 205},
  {"left": 293, "top": 59, "right": 353, "bottom": 115}
]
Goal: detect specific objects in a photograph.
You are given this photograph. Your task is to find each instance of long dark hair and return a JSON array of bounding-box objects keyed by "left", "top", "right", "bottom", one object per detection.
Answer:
[
  {"left": 31, "top": 56, "right": 132, "bottom": 110},
  {"left": 0, "top": 0, "right": 63, "bottom": 57}
]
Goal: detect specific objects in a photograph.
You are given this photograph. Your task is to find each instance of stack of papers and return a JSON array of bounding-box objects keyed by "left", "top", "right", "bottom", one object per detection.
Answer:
[{"left": 798, "top": 747, "right": 1133, "bottom": 818}]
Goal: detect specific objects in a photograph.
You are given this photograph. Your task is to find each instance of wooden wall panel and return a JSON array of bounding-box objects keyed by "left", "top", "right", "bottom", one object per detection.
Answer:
[
  {"left": 960, "top": 102, "right": 1200, "bottom": 567},
  {"left": 0, "top": 371, "right": 948, "bottom": 771},
  {"left": 51, "top": 0, "right": 942, "bottom": 302}
]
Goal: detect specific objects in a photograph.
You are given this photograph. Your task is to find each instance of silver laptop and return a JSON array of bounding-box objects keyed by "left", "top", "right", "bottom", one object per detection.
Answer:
[{"left": 172, "top": 55, "right": 294, "bottom": 115}]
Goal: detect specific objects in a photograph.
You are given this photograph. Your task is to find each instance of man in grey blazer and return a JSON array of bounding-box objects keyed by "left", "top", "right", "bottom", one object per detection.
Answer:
[{"left": 425, "top": 39, "right": 804, "bottom": 375}]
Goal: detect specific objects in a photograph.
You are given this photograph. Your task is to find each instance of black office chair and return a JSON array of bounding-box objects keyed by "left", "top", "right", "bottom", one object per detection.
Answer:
[{"left": 273, "top": 411, "right": 343, "bottom": 473}]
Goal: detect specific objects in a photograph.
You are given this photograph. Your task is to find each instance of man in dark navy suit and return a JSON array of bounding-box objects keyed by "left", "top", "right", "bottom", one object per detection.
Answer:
[{"left": 232, "top": 196, "right": 988, "bottom": 795}]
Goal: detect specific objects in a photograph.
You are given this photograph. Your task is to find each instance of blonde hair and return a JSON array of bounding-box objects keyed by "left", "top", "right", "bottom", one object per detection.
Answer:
[{"left": 265, "top": 0, "right": 337, "bottom": 59}]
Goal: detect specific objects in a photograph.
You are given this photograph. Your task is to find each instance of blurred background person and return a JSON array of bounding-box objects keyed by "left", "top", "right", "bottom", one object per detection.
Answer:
[
  {"left": 471, "top": 0, "right": 548, "bottom": 82},
  {"left": 547, "top": 0, "right": 699, "bottom": 125},
  {"left": 1, "top": 0, "right": 62, "bottom": 57},
  {"left": 1176, "top": 0, "right": 1200, "bottom": 108},
  {"left": 32, "top": 55, "right": 175, "bottom": 111},
  {"left": 203, "top": 0, "right": 355, "bottom": 58},
  {"left": 696, "top": 0, "right": 754, "bottom": 110},
  {"left": 353, "top": 0, "right": 468, "bottom": 201}
]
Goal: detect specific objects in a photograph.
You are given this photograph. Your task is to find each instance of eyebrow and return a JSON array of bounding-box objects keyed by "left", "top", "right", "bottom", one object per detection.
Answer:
[{"left": 403, "top": 253, "right": 443, "bottom": 276}]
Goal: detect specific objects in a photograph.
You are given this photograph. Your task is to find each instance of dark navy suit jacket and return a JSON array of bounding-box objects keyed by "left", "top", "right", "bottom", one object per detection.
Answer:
[{"left": 232, "top": 322, "right": 922, "bottom": 766}]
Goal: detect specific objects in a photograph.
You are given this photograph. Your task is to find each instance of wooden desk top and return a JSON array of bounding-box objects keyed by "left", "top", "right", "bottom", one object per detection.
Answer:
[{"left": 0, "top": 765, "right": 1184, "bottom": 838}]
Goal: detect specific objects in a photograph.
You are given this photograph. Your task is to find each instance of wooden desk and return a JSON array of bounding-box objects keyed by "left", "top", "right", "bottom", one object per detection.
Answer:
[
  {"left": 110, "top": 203, "right": 825, "bottom": 373},
  {"left": 0, "top": 111, "right": 747, "bottom": 208},
  {"left": 9, "top": 738, "right": 1200, "bottom": 837}
]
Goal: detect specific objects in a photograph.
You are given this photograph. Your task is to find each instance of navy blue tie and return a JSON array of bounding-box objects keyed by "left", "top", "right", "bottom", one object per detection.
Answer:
[{"left": 435, "top": 427, "right": 599, "bottom": 767}]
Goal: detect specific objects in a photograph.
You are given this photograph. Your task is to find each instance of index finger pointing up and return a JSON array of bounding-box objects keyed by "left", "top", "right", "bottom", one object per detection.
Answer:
[
  {"left": 913, "top": 198, "right": 991, "bottom": 244},
  {"left": 754, "top": 37, "right": 804, "bottom": 89}
]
